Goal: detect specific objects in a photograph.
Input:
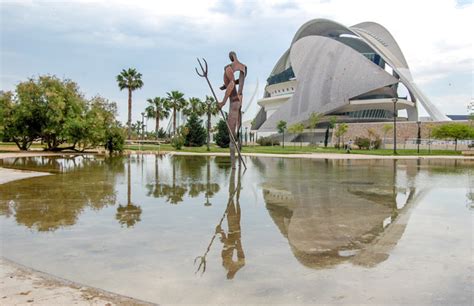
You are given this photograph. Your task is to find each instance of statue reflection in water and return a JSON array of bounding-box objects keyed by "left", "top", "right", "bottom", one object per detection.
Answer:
[{"left": 195, "top": 166, "right": 245, "bottom": 279}]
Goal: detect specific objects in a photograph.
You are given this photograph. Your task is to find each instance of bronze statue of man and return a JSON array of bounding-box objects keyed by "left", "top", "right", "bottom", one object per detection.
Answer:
[{"left": 218, "top": 51, "right": 247, "bottom": 168}]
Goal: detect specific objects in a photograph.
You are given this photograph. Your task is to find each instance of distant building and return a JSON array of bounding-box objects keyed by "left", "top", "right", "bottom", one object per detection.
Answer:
[{"left": 254, "top": 18, "right": 450, "bottom": 132}]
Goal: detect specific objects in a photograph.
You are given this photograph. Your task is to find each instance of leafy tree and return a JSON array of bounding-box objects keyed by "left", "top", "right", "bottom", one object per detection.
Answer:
[
  {"left": 166, "top": 90, "right": 187, "bottom": 135},
  {"left": 184, "top": 113, "right": 207, "bottom": 147},
  {"left": 288, "top": 122, "right": 305, "bottom": 147},
  {"left": 116, "top": 68, "right": 144, "bottom": 139},
  {"left": 204, "top": 95, "right": 219, "bottom": 151},
  {"left": 309, "top": 112, "right": 323, "bottom": 145},
  {"left": 0, "top": 91, "right": 13, "bottom": 141},
  {"left": 334, "top": 123, "right": 348, "bottom": 149},
  {"left": 105, "top": 125, "right": 126, "bottom": 154},
  {"left": 145, "top": 97, "right": 170, "bottom": 139},
  {"left": 324, "top": 116, "right": 337, "bottom": 147},
  {"left": 156, "top": 127, "right": 167, "bottom": 139},
  {"left": 277, "top": 120, "right": 287, "bottom": 148},
  {"left": 432, "top": 123, "right": 474, "bottom": 151},
  {"left": 215, "top": 118, "right": 230, "bottom": 148},
  {"left": 185, "top": 97, "right": 205, "bottom": 116}
]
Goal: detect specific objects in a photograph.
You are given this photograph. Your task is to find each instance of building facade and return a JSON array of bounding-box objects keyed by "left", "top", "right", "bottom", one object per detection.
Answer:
[{"left": 254, "top": 19, "right": 450, "bottom": 132}]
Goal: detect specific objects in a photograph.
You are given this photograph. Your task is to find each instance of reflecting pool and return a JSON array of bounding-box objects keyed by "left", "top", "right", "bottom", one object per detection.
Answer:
[{"left": 0, "top": 155, "right": 472, "bottom": 304}]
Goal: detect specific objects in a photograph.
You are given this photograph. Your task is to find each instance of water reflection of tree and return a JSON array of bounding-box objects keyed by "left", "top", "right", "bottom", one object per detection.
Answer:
[
  {"left": 195, "top": 167, "right": 245, "bottom": 279},
  {"left": 0, "top": 156, "right": 123, "bottom": 232},
  {"left": 146, "top": 156, "right": 219, "bottom": 205},
  {"left": 115, "top": 157, "right": 142, "bottom": 227}
]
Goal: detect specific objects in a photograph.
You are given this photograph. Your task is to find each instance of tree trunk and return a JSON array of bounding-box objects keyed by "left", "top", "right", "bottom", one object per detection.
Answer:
[
  {"left": 282, "top": 132, "right": 285, "bottom": 148},
  {"left": 155, "top": 112, "right": 160, "bottom": 139},
  {"left": 173, "top": 107, "right": 176, "bottom": 135},
  {"left": 127, "top": 89, "right": 132, "bottom": 140},
  {"left": 455, "top": 139, "right": 458, "bottom": 151},
  {"left": 207, "top": 111, "right": 211, "bottom": 151}
]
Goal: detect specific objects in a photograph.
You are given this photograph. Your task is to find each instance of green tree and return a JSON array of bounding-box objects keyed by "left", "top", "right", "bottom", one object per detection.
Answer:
[
  {"left": 204, "top": 95, "right": 219, "bottom": 151},
  {"left": 0, "top": 91, "right": 14, "bottom": 142},
  {"left": 116, "top": 68, "right": 144, "bottom": 139},
  {"left": 166, "top": 90, "right": 187, "bottom": 135},
  {"left": 105, "top": 125, "right": 126, "bottom": 154},
  {"left": 184, "top": 97, "right": 205, "bottom": 116},
  {"left": 277, "top": 120, "right": 287, "bottom": 148},
  {"left": 432, "top": 123, "right": 474, "bottom": 151},
  {"left": 334, "top": 123, "right": 349, "bottom": 149},
  {"left": 184, "top": 113, "right": 207, "bottom": 147},
  {"left": 145, "top": 97, "right": 170, "bottom": 139},
  {"left": 309, "top": 112, "right": 323, "bottom": 145},
  {"left": 324, "top": 116, "right": 337, "bottom": 147},
  {"left": 288, "top": 122, "right": 305, "bottom": 147},
  {"left": 215, "top": 118, "right": 230, "bottom": 148}
]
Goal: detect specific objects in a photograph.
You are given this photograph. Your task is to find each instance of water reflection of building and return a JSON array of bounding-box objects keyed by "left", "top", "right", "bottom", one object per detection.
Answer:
[{"left": 259, "top": 158, "right": 421, "bottom": 269}]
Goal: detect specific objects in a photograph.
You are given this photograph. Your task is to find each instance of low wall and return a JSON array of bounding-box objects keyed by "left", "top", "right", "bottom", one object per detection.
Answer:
[{"left": 331, "top": 120, "right": 471, "bottom": 149}]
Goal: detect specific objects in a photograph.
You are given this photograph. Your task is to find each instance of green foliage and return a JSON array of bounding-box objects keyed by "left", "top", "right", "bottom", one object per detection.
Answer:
[
  {"left": 3, "top": 75, "right": 123, "bottom": 152},
  {"left": 146, "top": 97, "right": 170, "bottom": 139},
  {"left": 105, "top": 125, "right": 126, "bottom": 154},
  {"left": 257, "top": 136, "right": 279, "bottom": 146},
  {"left": 382, "top": 124, "right": 393, "bottom": 135},
  {"left": 432, "top": 123, "right": 474, "bottom": 141},
  {"left": 288, "top": 123, "right": 304, "bottom": 134},
  {"left": 334, "top": 123, "right": 348, "bottom": 138},
  {"left": 373, "top": 137, "right": 382, "bottom": 149},
  {"left": 215, "top": 118, "right": 230, "bottom": 148},
  {"left": 166, "top": 90, "right": 187, "bottom": 135},
  {"left": 184, "top": 113, "right": 207, "bottom": 147},
  {"left": 171, "top": 135, "right": 185, "bottom": 150},
  {"left": 184, "top": 97, "right": 205, "bottom": 116},
  {"left": 157, "top": 128, "right": 167, "bottom": 139},
  {"left": 355, "top": 137, "right": 370, "bottom": 149},
  {"left": 276, "top": 120, "right": 287, "bottom": 134},
  {"left": 309, "top": 112, "right": 323, "bottom": 129},
  {"left": 116, "top": 68, "right": 144, "bottom": 91}
]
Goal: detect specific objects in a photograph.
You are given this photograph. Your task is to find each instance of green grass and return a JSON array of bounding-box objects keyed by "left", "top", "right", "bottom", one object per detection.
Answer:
[{"left": 124, "top": 143, "right": 462, "bottom": 156}]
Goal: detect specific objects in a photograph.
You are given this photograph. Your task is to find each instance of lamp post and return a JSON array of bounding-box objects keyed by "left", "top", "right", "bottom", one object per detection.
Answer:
[
  {"left": 392, "top": 97, "right": 398, "bottom": 155},
  {"left": 416, "top": 121, "right": 421, "bottom": 154},
  {"left": 141, "top": 112, "right": 145, "bottom": 142}
]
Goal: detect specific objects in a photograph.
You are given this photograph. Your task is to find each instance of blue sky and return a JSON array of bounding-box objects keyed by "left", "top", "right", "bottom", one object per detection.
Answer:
[{"left": 1, "top": 0, "right": 473, "bottom": 127}]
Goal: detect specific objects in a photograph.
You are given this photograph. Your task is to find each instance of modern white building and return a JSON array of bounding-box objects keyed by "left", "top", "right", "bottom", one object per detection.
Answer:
[{"left": 254, "top": 19, "right": 450, "bottom": 132}]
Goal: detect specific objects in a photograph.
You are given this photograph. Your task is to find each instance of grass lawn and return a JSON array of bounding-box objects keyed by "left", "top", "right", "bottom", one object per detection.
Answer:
[{"left": 124, "top": 143, "right": 462, "bottom": 156}]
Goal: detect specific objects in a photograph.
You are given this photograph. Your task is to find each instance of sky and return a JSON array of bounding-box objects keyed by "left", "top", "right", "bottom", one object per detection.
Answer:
[{"left": 1, "top": 0, "right": 473, "bottom": 128}]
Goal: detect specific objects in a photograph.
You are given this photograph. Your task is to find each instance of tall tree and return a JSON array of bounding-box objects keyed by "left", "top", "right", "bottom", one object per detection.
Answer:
[
  {"left": 334, "top": 123, "right": 349, "bottom": 149},
  {"left": 145, "top": 97, "right": 170, "bottom": 139},
  {"left": 166, "top": 90, "right": 187, "bottom": 135},
  {"left": 204, "top": 95, "right": 219, "bottom": 151},
  {"left": 277, "top": 120, "right": 287, "bottom": 148},
  {"left": 116, "top": 68, "right": 144, "bottom": 139},
  {"left": 309, "top": 112, "right": 323, "bottom": 145},
  {"left": 184, "top": 97, "right": 205, "bottom": 117},
  {"left": 288, "top": 123, "right": 304, "bottom": 148},
  {"left": 324, "top": 116, "right": 337, "bottom": 147}
]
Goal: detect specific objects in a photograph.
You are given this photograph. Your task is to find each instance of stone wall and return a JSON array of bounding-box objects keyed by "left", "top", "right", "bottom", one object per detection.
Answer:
[{"left": 331, "top": 120, "right": 470, "bottom": 144}]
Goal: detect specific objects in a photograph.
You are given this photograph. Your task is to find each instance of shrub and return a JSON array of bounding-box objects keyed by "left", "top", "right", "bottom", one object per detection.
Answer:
[
  {"left": 105, "top": 126, "right": 125, "bottom": 154},
  {"left": 355, "top": 137, "right": 370, "bottom": 150},
  {"left": 214, "top": 119, "right": 230, "bottom": 148},
  {"left": 373, "top": 137, "right": 382, "bottom": 149},
  {"left": 171, "top": 135, "right": 185, "bottom": 150},
  {"left": 257, "top": 136, "right": 279, "bottom": 146},
  {"left": 157, "top": 127, "right": 167, "bottom": 139},
  {"left": 184, "top": 113, "right": 206, "bottom": 147}
]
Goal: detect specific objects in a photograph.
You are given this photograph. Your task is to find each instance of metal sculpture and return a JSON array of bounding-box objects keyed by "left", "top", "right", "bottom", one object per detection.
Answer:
[{"left": 196, "top": 52, "right": 247, "bottom": 169}]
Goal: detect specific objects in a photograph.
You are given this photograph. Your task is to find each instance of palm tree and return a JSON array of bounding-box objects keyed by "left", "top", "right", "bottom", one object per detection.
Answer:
[
  {"left": 184, "top": 97, "right": 205, "bottom": 116},
  {"left": 166, "top": 90, "right": 187, "bottom": 135},
  {"left": 204, "top": 95, "right": 219, "bottom": 151},
  {"left": 145, "top": 97, "right": 170, "bottom": 139},
  {"left": 116, "top": 68, "right": 144, "bottom": 139},
  {"left": 309, "top": 112, "right": 323, "bottom": 145}
]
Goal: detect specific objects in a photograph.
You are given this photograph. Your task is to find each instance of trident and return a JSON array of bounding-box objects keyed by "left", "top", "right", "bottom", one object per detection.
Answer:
[{"left": 195, "top": 58, "right": 247, "bottom": 169}]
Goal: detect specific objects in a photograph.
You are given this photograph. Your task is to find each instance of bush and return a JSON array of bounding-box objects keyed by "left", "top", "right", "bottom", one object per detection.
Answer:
[
  {"left": 105, "top": 126, "right": 125, "bottom": 154},
  {"left": 355, "top": 137, "right": 370, "bottom": 150},
  {"left": 184, "top": 113, "right": 206, "bottom": 147},
  {"left": 214, "top": 119, "right": 230, "bottom": 148},
  {"left": 171, "top": 135, "right": 185, "bottom": 150},
  {"left": 257, "top": 136, "right": 280, "bottom": 146},
  {"left": 373, "top": 137, "right": 382, "bottom": 149},
  {"left": 157, "top": 128, "right": 167, "bottom": 139}
]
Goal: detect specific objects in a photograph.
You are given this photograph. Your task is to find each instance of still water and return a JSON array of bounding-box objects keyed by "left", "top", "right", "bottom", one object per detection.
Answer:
[{"left": 0, "top": 155, "right": 472, "bottom": 304}]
